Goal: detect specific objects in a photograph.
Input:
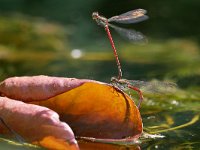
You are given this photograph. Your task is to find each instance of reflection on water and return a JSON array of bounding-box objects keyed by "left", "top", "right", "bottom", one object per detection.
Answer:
[{"left": 70, "top": 49, "right": 83, "bottom": 59}]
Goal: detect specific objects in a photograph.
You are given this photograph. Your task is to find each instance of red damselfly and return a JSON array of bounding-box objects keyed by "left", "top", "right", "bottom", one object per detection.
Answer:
[
  {"left": 111, "top": 77, "right": 177, "bottom": 109},
  {"left": 92, "top": 9, "right": 148, "bottom": 80}
]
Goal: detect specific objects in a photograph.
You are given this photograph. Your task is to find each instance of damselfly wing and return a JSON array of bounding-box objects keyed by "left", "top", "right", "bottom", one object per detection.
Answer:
[
  {"left": 111, "top": 77, "right": 177, "bottom": 94},
  {"left": 108, "top": 24, "right": 148, "bottom": 43},
  {"left": 108, "top": 9, "right": 148, "bottom": 24},
  {"left": 92, "top": 9, "right": 148, "bottom": 43}
]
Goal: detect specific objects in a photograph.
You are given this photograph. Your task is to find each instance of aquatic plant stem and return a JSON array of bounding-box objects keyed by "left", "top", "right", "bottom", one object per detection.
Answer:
[{"left": 148, "top": 114, "right": 199, "bottom": 134}]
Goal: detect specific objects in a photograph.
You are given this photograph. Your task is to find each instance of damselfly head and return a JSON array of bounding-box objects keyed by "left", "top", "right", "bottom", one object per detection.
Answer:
[
  {"left": 92, "top": 12, "right": 107, "bottom": 27},
  {"left": 92, "top": 12, "right": 99, "bottom": 20},
  {"left": 111, "top": 76, "right": 118, "bottom": 83}
]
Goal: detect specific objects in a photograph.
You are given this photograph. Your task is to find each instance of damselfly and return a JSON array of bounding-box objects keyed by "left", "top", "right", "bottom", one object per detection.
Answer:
[
  {"left": 111, "top": 77, "right": 177, "bottom": 109},
  {"left": 92, "top": 9, "right": 148, "bottom": 79}
]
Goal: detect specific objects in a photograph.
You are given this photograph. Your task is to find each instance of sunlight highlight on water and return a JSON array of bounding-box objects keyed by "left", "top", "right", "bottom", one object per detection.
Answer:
[{"left": 70, "top": 49, "right": 83, "bottom": 59}]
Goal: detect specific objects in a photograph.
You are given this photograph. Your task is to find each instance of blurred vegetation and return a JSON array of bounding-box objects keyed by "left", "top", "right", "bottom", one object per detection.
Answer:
[{"left": 0, "top": 15, "right": 68, "bottom": 51}]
